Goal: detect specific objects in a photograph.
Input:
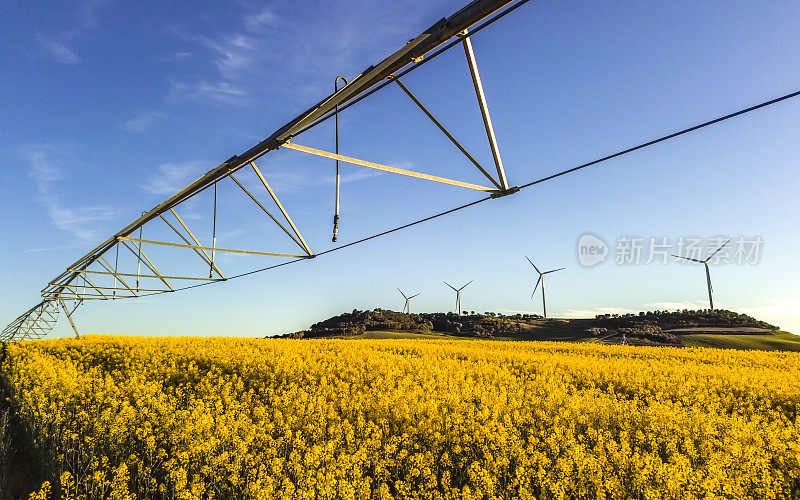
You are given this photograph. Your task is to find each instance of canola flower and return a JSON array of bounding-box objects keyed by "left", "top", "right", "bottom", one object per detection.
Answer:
[{"left": 1, "top": 336, "right": 799, "bottom": 499}]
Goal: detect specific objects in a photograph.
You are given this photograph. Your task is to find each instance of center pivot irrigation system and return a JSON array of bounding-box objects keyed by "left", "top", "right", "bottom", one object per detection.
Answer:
[{"left": 4, "top": 0, "right": 799, "bottom": 341}]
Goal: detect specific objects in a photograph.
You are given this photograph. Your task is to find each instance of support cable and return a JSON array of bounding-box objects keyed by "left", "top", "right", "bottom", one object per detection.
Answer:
[{"left": 517, "top": 88, "right": 800, "bottom": 189}]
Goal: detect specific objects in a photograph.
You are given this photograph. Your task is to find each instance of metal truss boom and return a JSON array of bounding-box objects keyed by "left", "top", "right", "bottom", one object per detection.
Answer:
[{"left": 44, "top": 0, "right": 517, "bottom": 302}]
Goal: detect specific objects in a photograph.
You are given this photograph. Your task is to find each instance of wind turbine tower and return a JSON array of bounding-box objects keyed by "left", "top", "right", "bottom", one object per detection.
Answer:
[
  {"left": 525, "top": 256, "right": 565, "bottom": 319},
  {"left": 398, "top": 289, "right": 420, "bottom": 314},
  {"left": 444, "top": 281, "right": 472, "bottom": 315},
  {"left": 672, "top": 239, "right": 731, "bottom": 310}
]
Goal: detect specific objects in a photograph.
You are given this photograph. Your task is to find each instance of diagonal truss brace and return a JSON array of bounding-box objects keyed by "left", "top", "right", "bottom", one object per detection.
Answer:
[
  {"left": 281, "top": 142, "right": 496, "bottom": 192},
  {"left": 163, "top": 209, "right": 227, "bottom": 280},
  {"left": 391, "top": 77, "right": 502, "bottom": 190},
  {"left": 98, "top": 255, "right": 139, "bottom": 297},
  {"left": 229, "top": 169, "right": 312, "bottom": 256},
  {"left": 461, "top": 30, "right": 509, "bottom": 191},
  {"left": 120, "top": 240, "right": 175, "bottom": 291},
  {"left": 249, "top": 162, "right": 313, "bottom": 256}
]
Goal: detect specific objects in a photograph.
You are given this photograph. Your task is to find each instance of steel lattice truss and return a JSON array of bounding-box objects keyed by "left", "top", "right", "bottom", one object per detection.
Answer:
[{"left": 5, "top": 0, "right": 524, "bottom": 341}]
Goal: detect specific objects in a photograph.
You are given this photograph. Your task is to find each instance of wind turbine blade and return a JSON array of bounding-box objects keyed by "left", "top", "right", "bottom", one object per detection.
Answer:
[
  {"left": 705, "top": 238, "right": 732, "bottom": 262},
  {"left": 443, "top": 282, "right": 457, "bottom": 292},
  {"left": 672, "top": 254, "right": 704, "bottom": 264},
  {"left": 531, "top": 275, "right": 541, "bottom": 299},
  {"left": 409, "top": 293, "right": 420, "bottom": 299},
  {"left": 397, "top": 288, "right": 407, "bottom": 300},
  {"left": 525, "top": 255, "right": 541, "bottom": 274},
  {"left": 543, "top": 267, "right": 565, "bottom": 274},
  {"left": 705, "top": 263, "right": 713, "bottom": 293},
  {"left": 460, "top": 280, "right": 473, "bottom": 291}
]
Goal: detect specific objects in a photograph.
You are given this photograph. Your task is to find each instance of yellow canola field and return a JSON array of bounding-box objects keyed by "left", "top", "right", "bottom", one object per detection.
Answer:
[{"left": 2, "top": 336, "right": 799, "bottom": 499}]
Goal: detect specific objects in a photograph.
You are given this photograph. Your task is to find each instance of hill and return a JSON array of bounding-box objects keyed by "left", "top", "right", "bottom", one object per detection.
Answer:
[{"left": 282, "top": 308, "right": 794, "bottom": 350}]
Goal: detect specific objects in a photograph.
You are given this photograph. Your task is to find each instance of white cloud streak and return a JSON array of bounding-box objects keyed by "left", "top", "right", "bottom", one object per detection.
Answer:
[
  {"left": 37, "top": 34, "right": 82, "bottom": 64},
  {"left": 645, "top": 301, "right": 708, "bottom": 310},
  {"left": 122, "top": 110, "right": 166, "bottom": 133},
  {"left": 36, "top": 0, "right": 108, "bottom": 64},
  {"left": 560, "top": 307, "right": 641, "bottom": 319},
  {"left": 244, "top": 6, "right": 279, "bottom": 32},
  {"left": 24, "top": 144, "right": 118, "bottom": 241},
  {"left": 139, "top": 161, "right": 208, "bottom": 196},
  {"left": 167, "top": 1, "right": 438, "bottom": 106},
  {"left": 170, "top": 81, "right": 246, "bottom": 104}
]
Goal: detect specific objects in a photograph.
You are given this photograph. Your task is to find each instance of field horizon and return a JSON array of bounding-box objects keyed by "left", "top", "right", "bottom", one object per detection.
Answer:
[{"left": 275, "top": 308, "right": 800, "bottom": 352}]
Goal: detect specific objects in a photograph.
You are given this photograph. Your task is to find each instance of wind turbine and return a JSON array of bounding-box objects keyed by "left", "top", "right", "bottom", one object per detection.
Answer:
[
  {"left": 398, "top": 289, "right": 420, "bottom": 314},
  {"left": 444, "top": 281, "right": 472, "bottom": 315},
  {"left": 672, "top": 239, "right": 730, "bottom": 310},
  {"left": 525, "top": 256, "right": 565, "bottom": 319}
]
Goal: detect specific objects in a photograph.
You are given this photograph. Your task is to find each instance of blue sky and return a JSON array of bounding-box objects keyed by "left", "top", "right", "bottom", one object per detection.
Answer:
[{"left": 2, "top": 0, "right": 799, "bottom": 337}]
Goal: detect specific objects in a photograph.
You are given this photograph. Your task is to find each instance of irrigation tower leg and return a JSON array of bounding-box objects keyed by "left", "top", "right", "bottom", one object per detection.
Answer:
[{"left": 59, "top": 300, "right": 80, "bottom": 339}]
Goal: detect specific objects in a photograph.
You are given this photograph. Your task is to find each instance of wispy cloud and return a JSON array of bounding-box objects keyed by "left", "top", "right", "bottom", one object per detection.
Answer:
[
  {"left": 560, "top": 307, "right": 640, "bottom": 318},
  {"left": 205, "top": 35, "right": 256, "bottom": 74},
  {"left": 645, "top": 301, "right": 708, "bottom": 310},
  {"left": 218, "top": 228, "right": 246, "bottom": 240},
  {"left": 23, "top": 144, "right": 118, "bottom": 241},
  {"left": 139, "top": 160, "right": 208, "bottom": 195},
  {"left": 46, "top": 205, "right": 118, "bottom": 240},
  {"left": 77, "top": 0, "right": 106, "bottom": 28},
  {"left": 561, "top": 302, "right": 720, "bottom": 318},
  {"left": 170, "top": 80, "right": 246, "bottom": 104},
  {"left": 167, "top": 1, "right": 439, "bottom": 106},
  {"left": 166, "top": 25, "right": 257, "bottom": 105},
  {"left": 244, "top": 6, "right": 279, "bottom": 32},
  {"left": 24, "top": 243, "right": 82, "bottom": 254},
  {"left": 37, "top": 34, "right": 81, "bottom": 64},
  {"left": 193, "top": 81, "right": 246, "bottom": 103},
  {"left": 738, "top": 298, "right": 800, "bottom": 333},
  {"left": 36, "top": 0, "right": 108, "bottom": 64},
  {"left": 498, "top": 309, "right": 544, "bottom": 315},
  {"left": 233, "top": 162, "right": 384, "bottom": 195},
  {"left": 159, "top": 51, "right": 193, "bottom": 63},
  {"left": 257, "top": 169, "right": 309, "bottom": 194},
  {"left": 122, "top": 110, "right": 166, "bottom": 133},
  {"left": 175, "top": 211, "right": 204, "bottom": 221},
  {"left": 322, "top": 168, "right": 384, "bottom": 185}
]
